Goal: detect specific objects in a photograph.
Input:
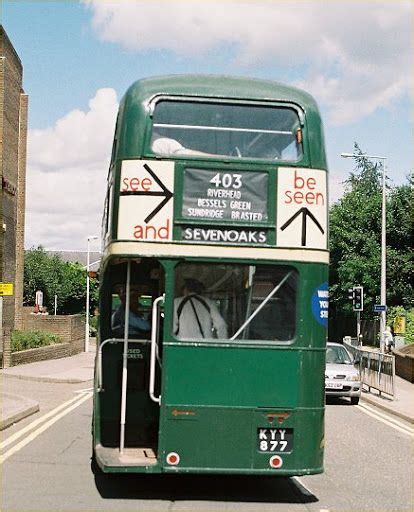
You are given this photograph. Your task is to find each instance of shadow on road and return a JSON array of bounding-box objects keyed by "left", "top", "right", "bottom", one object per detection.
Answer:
[
  {"left": 326, "top": 396, "right": 354, "bottom": 406},
  {"left": 93, "top": 470, "right": 319, "bottom": 504}
]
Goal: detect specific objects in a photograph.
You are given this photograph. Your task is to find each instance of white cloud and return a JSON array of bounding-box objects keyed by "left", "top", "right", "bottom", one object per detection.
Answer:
[
  {"left": 83, "top": 0, "right": 412, "bottom": 125},
  {"left": 329, "top": 170, "right": 346, "bottom": 204},
  {"left": 26, "top": 88, "right": 119, "bottom": 250}
]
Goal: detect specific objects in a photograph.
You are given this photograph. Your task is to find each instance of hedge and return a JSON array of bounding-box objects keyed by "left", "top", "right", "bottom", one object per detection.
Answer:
[{"left": 11, "top": 330, "right": 63, "bottom": 353}]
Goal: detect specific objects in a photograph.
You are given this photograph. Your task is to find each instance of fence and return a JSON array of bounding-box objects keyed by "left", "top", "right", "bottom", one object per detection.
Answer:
[{"left": 343, "top": 336, "right": 395, "bottom": 399}]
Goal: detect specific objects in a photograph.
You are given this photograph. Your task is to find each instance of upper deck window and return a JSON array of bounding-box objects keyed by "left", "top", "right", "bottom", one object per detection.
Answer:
[{"left": 150, "top": 100, "right": 302, "bottom": 161}]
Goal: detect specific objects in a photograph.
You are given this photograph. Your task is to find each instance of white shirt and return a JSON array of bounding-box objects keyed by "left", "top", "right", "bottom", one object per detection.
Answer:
[
  {"left": 151, "top": 136, "right": 208, "bottom": 156},
  {"left": 152, "top": 137, "right": 188, "bottom": 155},
  {"left": 173, "top": 294, "right": 228, "bottom": 340}
]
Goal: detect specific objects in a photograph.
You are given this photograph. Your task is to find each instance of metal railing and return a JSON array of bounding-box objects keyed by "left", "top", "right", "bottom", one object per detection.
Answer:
[{"left": 343, "top": 337, "right": 395, "bottom": 399}]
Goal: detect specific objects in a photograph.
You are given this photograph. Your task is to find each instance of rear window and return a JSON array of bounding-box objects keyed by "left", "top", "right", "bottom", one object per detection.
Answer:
[{"left": 150, "top": 100, "right": 302, "bottom": 162}]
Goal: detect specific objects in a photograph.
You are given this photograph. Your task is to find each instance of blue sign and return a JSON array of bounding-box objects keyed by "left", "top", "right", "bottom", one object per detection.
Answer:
[
  {"left": 311, "top": 282, "right": 329, "bottom": 326},
  {"left": 373, "top": 304, "right": 387, "bottom": 312}
]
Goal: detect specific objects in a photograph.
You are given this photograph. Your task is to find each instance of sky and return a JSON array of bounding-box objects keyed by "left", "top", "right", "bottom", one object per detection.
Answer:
[{"left": 2, "top": 0, "right": 413, "bottom": 251}]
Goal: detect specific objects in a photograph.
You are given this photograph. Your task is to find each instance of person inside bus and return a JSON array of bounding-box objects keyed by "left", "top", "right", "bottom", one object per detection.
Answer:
[
  {"left": 173, "top": 278, "right": 228, "bottom": 339},
  {"left": 112, "top": 285, "right": 151, "bottom": 338},
  {"left": 151, "top": 133, "right": 214, "bottom": 157}
]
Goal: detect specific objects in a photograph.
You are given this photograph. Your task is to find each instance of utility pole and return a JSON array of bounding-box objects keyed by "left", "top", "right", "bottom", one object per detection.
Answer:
[
  {"left": 341, "top": 152, "right": 387, "bottom": 351},
  {"left": 85, "top": 235, "right": 98, "bottom": 353}
]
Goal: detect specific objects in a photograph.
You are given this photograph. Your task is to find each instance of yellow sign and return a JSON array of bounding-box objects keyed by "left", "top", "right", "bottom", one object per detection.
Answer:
[
  {"left": 0, "top": 283, "right": 14, "bottom": 296},
  {"left": 393, "top": 316, "right": 406, "bottom": 335}
]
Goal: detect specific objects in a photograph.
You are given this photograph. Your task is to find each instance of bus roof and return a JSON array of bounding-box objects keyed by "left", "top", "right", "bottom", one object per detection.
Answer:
[
  {"left": 114, "top": 75, "right": 326, "bottom": 168},
  {"left": 121, "top": 74, "right": 320, "bottom": 111}
]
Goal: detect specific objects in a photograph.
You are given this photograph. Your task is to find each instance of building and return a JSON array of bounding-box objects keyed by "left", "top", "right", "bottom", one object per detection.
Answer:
[{"left": 0, "top": 26, "right": 28, "bottom": 366}]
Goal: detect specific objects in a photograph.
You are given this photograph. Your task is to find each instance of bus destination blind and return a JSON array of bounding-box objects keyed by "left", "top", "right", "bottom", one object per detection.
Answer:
[{"left": 182, "top": 168, "right": 268, "bottom": 223}]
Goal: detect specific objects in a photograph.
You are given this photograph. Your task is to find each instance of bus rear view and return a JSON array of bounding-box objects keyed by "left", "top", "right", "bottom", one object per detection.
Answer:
[{"left": 93, "top": 75, "right": 328, "bottom": 476}]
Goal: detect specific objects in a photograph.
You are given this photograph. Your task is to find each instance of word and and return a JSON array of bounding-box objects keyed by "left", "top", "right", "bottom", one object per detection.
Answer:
[{"left": 134, "top": 219, "right": 170, "bottom": 240}]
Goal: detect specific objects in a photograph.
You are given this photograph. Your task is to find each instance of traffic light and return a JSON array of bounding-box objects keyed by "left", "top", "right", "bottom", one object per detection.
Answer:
[{"left": 352, "top": 286, "right": 363, "bottom": 311}]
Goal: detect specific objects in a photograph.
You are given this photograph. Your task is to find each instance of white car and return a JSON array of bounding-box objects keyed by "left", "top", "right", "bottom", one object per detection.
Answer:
[{"left": 325, "top": 342, "right": 361, "bottom": 405}]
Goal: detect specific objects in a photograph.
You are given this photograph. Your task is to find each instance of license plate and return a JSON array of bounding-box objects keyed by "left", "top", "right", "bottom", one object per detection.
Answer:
[
  {"left": 326, "top": 382, "right": 343, "bottom": 389},
  {"left": 257, "top": 428, "right": 293, "bottom": 452}
]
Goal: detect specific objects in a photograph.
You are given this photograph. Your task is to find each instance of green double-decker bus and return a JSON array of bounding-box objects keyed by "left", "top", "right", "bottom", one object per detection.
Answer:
[{"left": 93, "top": 75, "right": 329, "bottom": 476}]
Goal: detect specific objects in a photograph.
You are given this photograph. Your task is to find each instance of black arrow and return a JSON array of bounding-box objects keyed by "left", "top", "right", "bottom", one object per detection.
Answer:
[
  {"left": 280, "top": 207, "right": 324, "bottom": 247},
  {"left": 120, "top": 163, "right": 173, "bottom": 223}
]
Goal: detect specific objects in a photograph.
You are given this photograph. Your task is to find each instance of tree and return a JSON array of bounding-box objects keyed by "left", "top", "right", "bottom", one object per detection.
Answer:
[
  {"left": 24, "top": 247, "right": 99, "bottom": 315},
  {"left": 386, "top": 178, "right": 413, "bottom": 308},
  {"left": 329, "top": 143, "right": 413, "bottom": 317}
]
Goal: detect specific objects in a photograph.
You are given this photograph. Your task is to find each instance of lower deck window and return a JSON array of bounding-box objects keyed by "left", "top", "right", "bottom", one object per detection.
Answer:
[{"left": 173, "top": 262, "right": 297, "bottom": 342}]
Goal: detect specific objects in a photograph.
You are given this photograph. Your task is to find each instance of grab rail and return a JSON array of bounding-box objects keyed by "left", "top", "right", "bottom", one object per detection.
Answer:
[{"left": 149, "top": 295, "right": 164, "bottom": 404}]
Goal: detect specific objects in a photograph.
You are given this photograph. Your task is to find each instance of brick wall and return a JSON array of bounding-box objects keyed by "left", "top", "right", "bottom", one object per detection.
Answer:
[
  {"left": 0, "top": 28, "right": 28, "bottom": 367},
  {"left": 394, "top": 345, "right": 414, "bottom": 383},
  {"left": 20, "top": 307, "right": 85, "bottom": 357},
  {"left": 11, "top": 343, "right": 72, "bottom": 366}
]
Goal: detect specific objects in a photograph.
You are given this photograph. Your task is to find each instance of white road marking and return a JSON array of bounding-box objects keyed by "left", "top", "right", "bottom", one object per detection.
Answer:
[
  {"left": 292, "top": 476, "right": 316, "bottom": 498},
  {"left": 74, "top": 387, "right": 94, "bottom": 393},
  {"left": 0, "top": 392, "right": 92, "bottom": 463},
  {"left": 357, "top": 402, "right": 414, "bottom": 436},
  {"left": 0, "top": 392, "right": 90, "bottom": 450}
]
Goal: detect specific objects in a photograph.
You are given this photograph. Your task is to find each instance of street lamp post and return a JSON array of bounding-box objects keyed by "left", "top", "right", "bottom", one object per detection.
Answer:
[
  {"left": 85, "top": 235, "right": 98, "bottom": 353},
  {"left": 341, "top": 152, "right": 387, "bottom": 351}
]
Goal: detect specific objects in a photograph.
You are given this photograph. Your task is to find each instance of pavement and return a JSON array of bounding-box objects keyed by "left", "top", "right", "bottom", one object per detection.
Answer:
[
  {"left": 0, "top": 343, "right": 96, "bottom": 431},
  {"left": 0, "top": 342, "right": 413, "bottom": 431}
]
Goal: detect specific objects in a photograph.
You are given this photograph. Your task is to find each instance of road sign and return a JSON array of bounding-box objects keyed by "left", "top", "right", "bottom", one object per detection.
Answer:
[
  {"left": 373, "top": 304, "right": 387, "bottom": 312},
  {"left": 35, "top": 290, "right": 43, "bottom": 307},
  {"left": 0, "top": 283, "right": 14, "bottom": 296},
  {"left": 277, "top": 167, "right": 327, "bottom": 249},
  {"left": 118, "top": 160, "right": 174, "bottom": 241}
]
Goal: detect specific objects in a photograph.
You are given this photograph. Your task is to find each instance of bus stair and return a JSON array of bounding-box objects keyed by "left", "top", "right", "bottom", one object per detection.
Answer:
[{"left": 95, "top": 444, "right": 157, "bottom": 467}]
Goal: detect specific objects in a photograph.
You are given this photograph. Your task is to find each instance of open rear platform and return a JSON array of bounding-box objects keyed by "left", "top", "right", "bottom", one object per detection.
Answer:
[{"left": 95, "top": 444, "right": 157, "bottom": 467}]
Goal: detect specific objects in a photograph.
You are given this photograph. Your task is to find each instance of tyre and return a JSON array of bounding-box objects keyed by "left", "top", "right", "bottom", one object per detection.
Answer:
[
  {"left": 350, "top": 396, "right": 359, "bottom": 405},
  {"left": 91, "top": 450, "right": 100, "bottom": 474}
]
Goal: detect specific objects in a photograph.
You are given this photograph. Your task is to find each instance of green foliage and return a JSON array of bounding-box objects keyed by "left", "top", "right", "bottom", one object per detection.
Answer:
[
  {"left": 387, "top": 305, "right": 406, "bottom": 322},
  {"left": 24, "top": 247, "right": 99, "bottom": 315},
  {"left": 11, "top": 330, "right": 62, "bottom": 352},
  {"left": 329, "top": 143, "right": 413, "bottom": 317},
  {"left": 405, "top": 311, "right": 414, "bottom": 344},
  {"left": 89, "top": 315, "right": 99, "bottom": 336},
  {"left": 387, "top": 306, "right": 414, "bottom": 344}
]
